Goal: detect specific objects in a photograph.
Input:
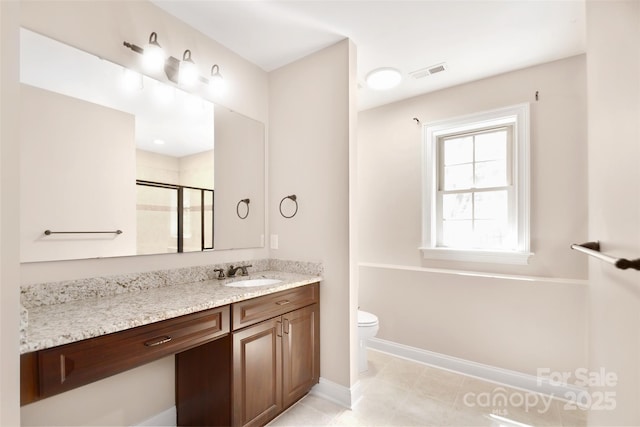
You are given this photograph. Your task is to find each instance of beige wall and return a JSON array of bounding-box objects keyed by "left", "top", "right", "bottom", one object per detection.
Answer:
[
  {"left": 586, "top": 1, "right": 640, "bottom": 425},
  {"left": 360, "top": 55, "right": 588, "bottom": 279},
  {"left": 359, "top": 267, "right": 587, "bottom": 375},
  {"left": 269, "top": 39, "right": 357, "bottom": 389},
  {"left": 347, "top": 38, "right": 360, "bottom": 386},
  {"left": 358, "top": 55, "right": 589, "bottom": 377},
  {"left": 21, "top": 357, "right": 175, "bottom": 426},
  {"left": 20, "top": 85, "right": 137, "bottom": 262},
  {"left": 1, "top": 1, "right": 21, "bottom": 425},
  {"left": 14, "top": 1, "right": 269, "bottom": 425},
  {"left": 214, "top": 108, "right": 265, "bottom": 250},
  {"left": 136, "top": 149, "right": 181, "bottom": 184},
  {"left": 179, "top": 150, "right": 214, "bottom": 189}
]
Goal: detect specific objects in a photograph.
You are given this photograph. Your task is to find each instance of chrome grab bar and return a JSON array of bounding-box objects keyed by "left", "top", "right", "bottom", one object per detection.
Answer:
[{"left": 571, "top": 241, "right": 640, "bottom": 271}]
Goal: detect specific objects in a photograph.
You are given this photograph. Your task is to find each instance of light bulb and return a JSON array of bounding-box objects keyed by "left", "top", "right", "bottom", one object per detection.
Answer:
[
  {"left": 179, "top": 50, "right": 198, "bottom": 86},
  {"left": 208, "top": 64, "right": 225, "bottom": 94},
  {"left": 142, "top": 32, "right": 165, "bottom": 72},
  {"left": 142, "top": 44, "right": 164, "bottom": 72}
]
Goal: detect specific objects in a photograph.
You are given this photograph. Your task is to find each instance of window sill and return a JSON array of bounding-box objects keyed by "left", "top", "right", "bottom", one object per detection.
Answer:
[{"left": 419, "top": 247, "right": 533, "bottom": 265}]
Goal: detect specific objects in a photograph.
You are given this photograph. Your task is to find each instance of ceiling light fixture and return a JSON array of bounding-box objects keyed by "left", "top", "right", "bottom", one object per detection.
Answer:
[
  {"left": 366, "top": 67, "right": 402, "bottom": 90},
  {"left": 142, "top": 32, "right": 164, "bottom": 72}
]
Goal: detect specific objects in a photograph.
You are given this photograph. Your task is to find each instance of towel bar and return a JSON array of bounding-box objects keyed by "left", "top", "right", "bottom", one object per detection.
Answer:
[
  {"left": 571, "top": 241, "right": 640, "bottom": 271},
  {"left": 44, "top": 230, "right": 123, "bottom": 235}
]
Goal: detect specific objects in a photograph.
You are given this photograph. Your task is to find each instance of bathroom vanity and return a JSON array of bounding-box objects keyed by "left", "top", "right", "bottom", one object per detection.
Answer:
[{"left": 20, "top": 266, "right": 320, "bottom": 427}]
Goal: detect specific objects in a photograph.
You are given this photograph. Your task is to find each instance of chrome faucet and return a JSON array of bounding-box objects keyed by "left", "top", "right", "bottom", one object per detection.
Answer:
[{"left": 227, "top": 264, "right": 252, "bottom": 277}]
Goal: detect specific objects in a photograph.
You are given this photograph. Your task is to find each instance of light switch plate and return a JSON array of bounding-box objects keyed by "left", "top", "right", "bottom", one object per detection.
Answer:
[{"left": 270, "top": 234, "right": 279, "bottom": 249}]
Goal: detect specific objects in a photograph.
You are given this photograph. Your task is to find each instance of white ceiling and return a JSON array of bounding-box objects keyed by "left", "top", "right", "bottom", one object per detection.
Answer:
[{"left": 152, "top": 0, "right": 586, "bottom": 110}]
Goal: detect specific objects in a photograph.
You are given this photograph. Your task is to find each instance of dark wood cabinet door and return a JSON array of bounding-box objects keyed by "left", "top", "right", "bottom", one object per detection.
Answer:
[
  {"left": 232, "top": 317, "right": 282, "bottom": 427},
  {"left": 282, "top": 304, "right": 320, "bottom": 408},
  {"left": 176, "top": 335, "right": 231, "bottom": 426}
]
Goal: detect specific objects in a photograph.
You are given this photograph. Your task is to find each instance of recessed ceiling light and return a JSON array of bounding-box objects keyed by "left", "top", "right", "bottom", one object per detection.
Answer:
[
  {"left": 366, "top": 67, "right": 402, "bottom": 90},
  {"left": 153, "top": 139, "right": 165, "bottom": 145}
]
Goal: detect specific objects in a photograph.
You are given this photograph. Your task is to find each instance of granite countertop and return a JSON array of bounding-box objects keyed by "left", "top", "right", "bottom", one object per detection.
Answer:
[{"left": 21, "top": 270, "right": 321, "bottom": 354}]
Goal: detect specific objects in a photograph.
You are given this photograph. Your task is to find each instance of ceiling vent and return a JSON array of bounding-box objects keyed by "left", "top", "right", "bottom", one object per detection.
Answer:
[{"left": 409, "top": 63, "right": 447, "bottom": 79}]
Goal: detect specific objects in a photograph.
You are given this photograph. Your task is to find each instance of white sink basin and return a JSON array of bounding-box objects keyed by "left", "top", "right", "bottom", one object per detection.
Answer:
[{"left": 225, "top": 278, "right": 283, "bottom": 288}]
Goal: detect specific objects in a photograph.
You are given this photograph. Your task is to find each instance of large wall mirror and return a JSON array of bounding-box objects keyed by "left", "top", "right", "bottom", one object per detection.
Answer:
[{"left": 19, "top": 28, "right": 265, "bottom": 263}]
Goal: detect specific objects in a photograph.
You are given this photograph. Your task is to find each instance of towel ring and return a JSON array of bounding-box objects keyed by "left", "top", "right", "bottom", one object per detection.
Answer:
[
  {"left": 236, "top": 198, "right": 250, "bottom": 219},
  {"left": 279, "top": 194, "right": 298, "bottom": 219}
]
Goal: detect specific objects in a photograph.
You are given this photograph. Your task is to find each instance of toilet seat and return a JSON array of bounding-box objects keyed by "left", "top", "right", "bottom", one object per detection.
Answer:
[{"left": 358, "top": 310, "right": 378, "bottom": 327}]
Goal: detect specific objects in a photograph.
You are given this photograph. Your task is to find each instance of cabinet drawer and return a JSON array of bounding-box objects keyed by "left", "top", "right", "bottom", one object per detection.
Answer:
[
  {"left": 37, "top": 306, "right": 229, "bottom": 398},
  {"left": 232, "top": 283, "right": 319, "bottom": 331}
]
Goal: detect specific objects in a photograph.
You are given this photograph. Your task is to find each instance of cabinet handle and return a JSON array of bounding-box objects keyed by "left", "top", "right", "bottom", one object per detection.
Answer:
[
  {"left": 275, "top": 300, "right": 291, "bottom": 306},
  {"left": 283, "top": 318, "right": 290, "bottom": 334},
  {"left": 276, "top": 321, "right": 282, "bottom": 337},
  {"left": 144, "top": 336, "right": 172, "bottom": 347},
  {"left": 60, "top": 354, "right": 74, "bottom": 384}
]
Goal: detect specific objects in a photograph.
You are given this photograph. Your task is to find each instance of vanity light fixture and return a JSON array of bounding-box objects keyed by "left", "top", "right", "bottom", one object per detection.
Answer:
[
  {"left": 123, "top": 35, "right": 225, "bottom": 92},
  {"left": 142, "top": 32, "right": 164, "bottom": 72},
  {"left": 208, "top": 64, "right": 224, "bottom": 93},
  {"left": 179, "top": 50, "right": 198, "bottom": 86},
  {"left": 366, "top": 67, "right": 402, "bottom": 90}
]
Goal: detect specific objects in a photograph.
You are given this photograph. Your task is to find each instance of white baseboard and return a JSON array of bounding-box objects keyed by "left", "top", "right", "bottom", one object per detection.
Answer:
[
  {"left": 310, "top": 377, "right": 363, "bottom": 409},
  {"left": 133, "top": 406, "right": 176, "bottom": 427},
  {"left": 367, "top": 337, "right": 588, "bottom": 401}
]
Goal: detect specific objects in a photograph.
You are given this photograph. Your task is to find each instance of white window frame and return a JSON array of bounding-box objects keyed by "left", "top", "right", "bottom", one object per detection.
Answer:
[{"left": 420, "top": 104, "right": 533, "bottom": 265}]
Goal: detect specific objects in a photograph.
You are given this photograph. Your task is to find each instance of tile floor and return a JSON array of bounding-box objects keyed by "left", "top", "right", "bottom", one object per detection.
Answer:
[{"left": 268, "top": 349, "right": 588, "bottom": 426}]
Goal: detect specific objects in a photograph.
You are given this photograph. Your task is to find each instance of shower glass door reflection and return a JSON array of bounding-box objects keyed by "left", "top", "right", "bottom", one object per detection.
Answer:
[
  {"left": 182, "top": 187, "right": 214, "bottom": 252},
  {"left": 136, "top": 181, "right": 213, "bottom": 254}
]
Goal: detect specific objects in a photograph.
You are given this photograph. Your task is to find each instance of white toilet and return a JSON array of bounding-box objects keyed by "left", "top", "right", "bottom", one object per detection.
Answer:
[{"left": 357, "top": 310, "right": 379, "bottom": 372}]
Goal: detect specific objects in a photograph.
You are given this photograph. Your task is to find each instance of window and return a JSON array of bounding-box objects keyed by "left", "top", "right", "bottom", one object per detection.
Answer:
[{"left": 421, "top": 104, "right": 532, "bottom": 264}]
